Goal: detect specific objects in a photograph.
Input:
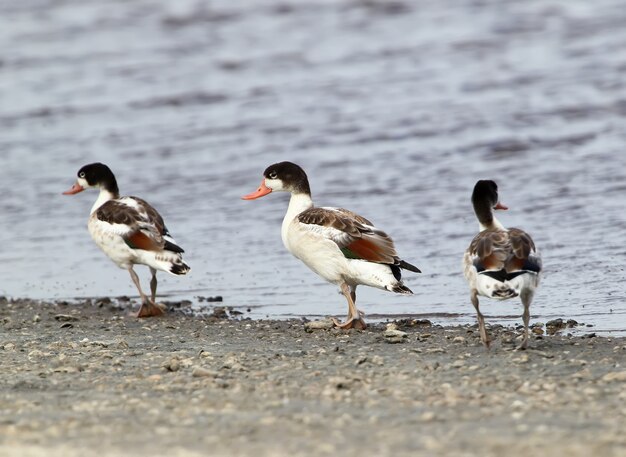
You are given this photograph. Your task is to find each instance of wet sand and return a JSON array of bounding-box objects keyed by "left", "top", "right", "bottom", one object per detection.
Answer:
[{"left": 1, "top": 298, "right": 625, "bottom": 457}]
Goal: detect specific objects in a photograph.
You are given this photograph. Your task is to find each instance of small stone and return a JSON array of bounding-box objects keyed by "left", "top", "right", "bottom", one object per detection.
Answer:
[
  {"left": 602, "top": 371, "right": 626, "bottom": 382},
  {"left": 572, "top": 368, "right": 592, "bottom": 380},
  {"left": 192, "top": 367, "right": 220, "bottom": 378},
  {"left": 513, "top": 354, "right": 529, "bottom": 364},
  {"left": 304, "top": 319, "right": 335, "bottom": 331},
  {"left": 451, "top": 359, "right": 465, "bottom": 369},
  {"left": 33, "top": 315, "right": 41, "bottom": 323},
  {"left": 546, "top": 319, "right": 566, "bottom": 334},
  {"left": 383, "top": 324, "right": 408, "bottom": 340},
  {"left": 385, "top": 336, "right": 406, "bottom": 344},
  {"left": 355, "top": 356, "right": 368, "bottom": 366},
  {"left": 89, "top": 341, "right": 110, "bottom": 348},
  {"left": 215, "top": 379, "right": 230, "bottom": 389},
  {"left": 371, "top": 355, "right": 385, "bottom": 366},
  {"left": 54, "top": 314, "right": 79, "bottom": 322},
  {"left": 163, "top": 358, "right": 181, "bottom": 372},
  {"left": 222, "top": 356, "right": 246, "bottom": 372},
  {"left": 116, "top": 340, "right": 129, "bottom": 349},
  {"left": 452, "top": 336, "right": 465, "bottom": 343},
  {"left": 420, "top": 411, "right": 436, "bottom": 422},
  {"left": 328, "top": 376, "right": 355, "bottom": 390},
  {"left": 28, "top": 350, "right": 44, "bottom": 359},
  {"left": 191, "top": 367, "right": 220, "bottom": 378},
  {"left": 413, "top": 319, "right": 432, "bottom": 327},
  {"left": 210, "top": 307, "right": 228, "bottom": 319}
]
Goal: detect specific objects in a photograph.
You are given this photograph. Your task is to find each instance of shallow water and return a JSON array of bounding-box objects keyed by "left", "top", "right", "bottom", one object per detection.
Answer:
[{"left": 1, "top": 0, "right": 625, "bottom": 334}]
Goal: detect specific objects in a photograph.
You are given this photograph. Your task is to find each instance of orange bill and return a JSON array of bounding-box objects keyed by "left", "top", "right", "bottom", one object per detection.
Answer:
[
  {"left": 63, "top": 182, "right": 85, "bottom": 195},
  {"left": 494, "top": 202, "right": 508, "bottom": 210},
  {"left": 242, "top": 180, "right": 272, "bottom": 200}
]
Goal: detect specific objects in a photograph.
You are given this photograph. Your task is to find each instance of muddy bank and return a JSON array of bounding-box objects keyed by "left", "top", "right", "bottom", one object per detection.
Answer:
[{"left": 1, "top": 298, "right": 625, "bottom": 457}]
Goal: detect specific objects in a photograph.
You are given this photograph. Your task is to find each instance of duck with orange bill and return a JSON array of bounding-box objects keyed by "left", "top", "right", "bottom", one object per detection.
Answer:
[
  {"left": 242, "top": 161, "right": 420, "bottom": 330},
  {"left": 63, "top": 163, "right": 190, "bottom": 317},
  {"left": 463, "top": 180, "right": 542, "bottom": 349}
]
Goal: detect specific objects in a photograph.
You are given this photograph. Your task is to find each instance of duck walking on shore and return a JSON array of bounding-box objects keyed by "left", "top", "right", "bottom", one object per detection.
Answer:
[
  {"left": 63, "top": 163, "right": 190, "bottom": 317},
  {"left": 242, "top": 161, "right": 420, "bottom": 330},
  {"left": 463, "top": 180, "right": 542, "bottom": 349}
]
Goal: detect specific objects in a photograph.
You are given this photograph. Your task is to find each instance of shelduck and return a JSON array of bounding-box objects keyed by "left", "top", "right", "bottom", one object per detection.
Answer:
[
  {"left": 242, "top": 161, "right": 420, "bottom": 329},
  {"left": 63, "top": 163, "right": 190, "bottom": 317},
  {"left": 463, "top": 180, "right": 542, "bottom": 349}
]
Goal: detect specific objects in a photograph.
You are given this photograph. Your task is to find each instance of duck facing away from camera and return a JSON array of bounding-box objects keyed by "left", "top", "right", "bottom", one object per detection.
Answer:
[
  {"left": 242, "top": 161, "right": 420, "bottom": 330},
  {"left": 463, "top": 180, "right": 542, "bottom": 349},
  {"left": 63, "top": 163, "right": 190, "bottom": 317}
]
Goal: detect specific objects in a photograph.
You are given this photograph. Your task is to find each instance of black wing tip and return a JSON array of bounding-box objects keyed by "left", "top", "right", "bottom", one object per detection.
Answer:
[
  {"left": 170, "top": 261, "right": 191, "bottom": 275},
  {"left": 163, "top": 240, "right": 185, "bottom": 254},
  {"left": 390, "top": 283, "right": 413, "bottom": 295},
  {"left": 522, "top": 256, "right": 542, "bottom": 273},
  {"left": 398, "top": 260, "right": 421, "bottom": 274}
]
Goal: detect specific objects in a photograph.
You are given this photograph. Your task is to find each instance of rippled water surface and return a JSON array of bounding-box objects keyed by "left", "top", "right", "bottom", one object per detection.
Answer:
[{"left": 1, "top": 0, "right": 625, "bottom": 333}]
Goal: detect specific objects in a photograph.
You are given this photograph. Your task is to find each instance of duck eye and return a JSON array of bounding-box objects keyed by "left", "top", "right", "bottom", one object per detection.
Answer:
[
  {"left": 268, "top": 171, "right": 277, "bottom": 179},
  {"left": 79, "top": 172, "right": 85, "bottom": 178}
]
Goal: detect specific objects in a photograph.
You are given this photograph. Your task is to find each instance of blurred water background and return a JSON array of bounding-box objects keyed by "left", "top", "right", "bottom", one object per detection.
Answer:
[{"left": 1, "top": 0, "right": 625, "bottom": 333}]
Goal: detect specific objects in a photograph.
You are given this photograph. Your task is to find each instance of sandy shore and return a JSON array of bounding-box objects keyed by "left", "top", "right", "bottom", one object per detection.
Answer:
[{"left": 1, "top": 298, "right": 625, "bottom": 457}]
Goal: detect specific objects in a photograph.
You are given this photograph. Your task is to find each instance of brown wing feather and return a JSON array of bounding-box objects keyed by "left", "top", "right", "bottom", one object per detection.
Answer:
[
  {"left": 96, "top": 201, "right": 141, "bottom": 227},
  {"left": 507, "top": 228, "right": 538, "bottom": 273},
  {"left": 131, "top": 197, "right": 166, "bottom": 236},
  {"left": 469, "top": 230, "right": 508, "bottom": 270},
  {"left": 332, "top": 208, "right": 374, "bottom": 226},
  {"left": 356, "top": 231, "right": 399, "bottom": 264},
  {"left": 126, "top": 231, "right": 163, "bottom": 251},
  {"left": 298, "top": 207, "right": 399, "bottom": 264},
  {"left": 346, "top": 238, "right": 393, "bottom": 263},
  {"left": 468, "top": 228, "right": 538, "bottom": 272},
  {"left": 97, "top": 198, "right": 167, "bottom": 251},
  {"left": 509, "top": 228, "right": 535, "bottom": 258},
  {"left": 298, "top": 207, "right": 362, "bottom": 238}
]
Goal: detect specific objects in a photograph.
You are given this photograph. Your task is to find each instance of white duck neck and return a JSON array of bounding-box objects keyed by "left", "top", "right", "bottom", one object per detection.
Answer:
[
  {"left": 479, "top": 214, "right": 505, "bottom": 232},
  {"left": 281, "top": 192, "right": 313, "bottom": 242},
  {"left": 91, "top": 188, "right": 117, "bottom": 214}
]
